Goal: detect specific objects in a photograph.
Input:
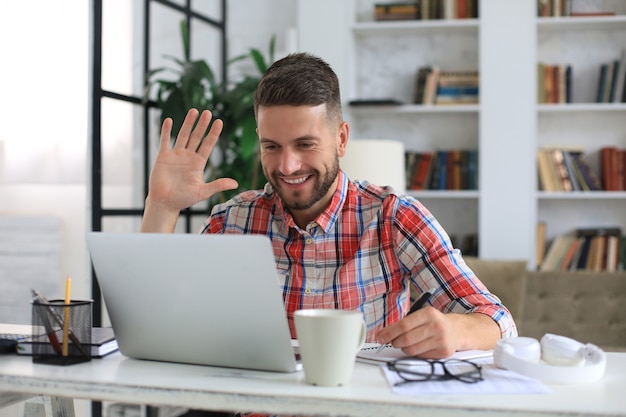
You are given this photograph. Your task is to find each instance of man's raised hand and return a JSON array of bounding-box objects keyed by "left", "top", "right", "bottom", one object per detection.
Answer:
[{"left": 141, "top": 109, "right": 239, "bottom": 232}]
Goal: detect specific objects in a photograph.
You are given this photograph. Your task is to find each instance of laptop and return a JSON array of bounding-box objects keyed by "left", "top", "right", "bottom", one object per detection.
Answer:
[{"left": 86, "top": 232, "right": 301, "bottom": 372}]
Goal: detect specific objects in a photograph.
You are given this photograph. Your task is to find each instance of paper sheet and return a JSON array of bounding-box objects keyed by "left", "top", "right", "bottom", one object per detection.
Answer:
[{"left": 381, "top": 357, "right": 551, "bottom": 395}]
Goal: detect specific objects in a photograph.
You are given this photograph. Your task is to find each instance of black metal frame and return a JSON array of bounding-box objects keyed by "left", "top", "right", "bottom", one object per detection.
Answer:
[
  {"left": 90, "top": 3, "right": 225, "bottom": 414},
  {"left": 91, "top": 0, "right": 226, "bottom": 325}
]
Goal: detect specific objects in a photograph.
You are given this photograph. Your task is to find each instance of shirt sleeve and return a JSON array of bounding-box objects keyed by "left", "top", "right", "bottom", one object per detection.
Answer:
[{"left": 391, "top": 196, "right": 518, "bottom": 339}]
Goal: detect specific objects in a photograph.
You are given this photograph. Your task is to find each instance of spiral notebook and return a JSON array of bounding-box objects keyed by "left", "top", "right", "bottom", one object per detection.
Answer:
[{"left": 357, "top": 343, "right": 493, "bottom": 365}]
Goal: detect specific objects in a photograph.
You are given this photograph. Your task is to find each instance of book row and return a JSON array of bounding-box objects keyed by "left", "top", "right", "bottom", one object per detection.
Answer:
[
  {"left": 538, "top": 226, "right": 625, "bottom": 272},
  {"left": 536, "top": 147, "right": 626, "bottom": 192},
  {"left": 537, "top": 64, "right": 572, "bottom": 104},
  {"left": 537, "top": 0, "right": 619, "bottom": 17},
  {"left": 413, "top": 66, "right": 479, "bottom": 105},
  {"left": 374, "top": 0, "right": 479, "bottom": 21},
  {"left": 405, "top": 149, "right": 478, "bottom": 191},
  {"left": 538, "top": 49, "right": 626, "bottom": 105}
]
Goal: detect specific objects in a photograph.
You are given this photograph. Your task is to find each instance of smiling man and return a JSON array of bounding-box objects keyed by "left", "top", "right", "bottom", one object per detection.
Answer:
[{"left": 141, "top": 53, "right": 516, "bottom": 362}]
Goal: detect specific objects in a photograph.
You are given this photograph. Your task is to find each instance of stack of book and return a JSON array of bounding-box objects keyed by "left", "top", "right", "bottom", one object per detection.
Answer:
[
  {"left": 405, "top": 149, "right": 478, "bottom": 191},
  {"left": 536, "top": 148, "right": 602, "bottom": 192},
  {"left": 374, "top": 2, "right": 420, "bottom": 20},
  {"left": 414, "top": 66, "right": 479, "bottom": 105},
  {"left": 539, "top": 227, "right": 625, "bottom": 272}
]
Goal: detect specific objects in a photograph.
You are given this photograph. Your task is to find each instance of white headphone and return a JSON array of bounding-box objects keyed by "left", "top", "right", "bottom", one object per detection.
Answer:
[{"left": 494, "top": 334, "right": 606, "bottom": 384}]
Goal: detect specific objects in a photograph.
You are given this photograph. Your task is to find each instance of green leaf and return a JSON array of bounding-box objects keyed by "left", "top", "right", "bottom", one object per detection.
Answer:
[{"left": 180, "top": 20, "right": 190, "bottom": 63}]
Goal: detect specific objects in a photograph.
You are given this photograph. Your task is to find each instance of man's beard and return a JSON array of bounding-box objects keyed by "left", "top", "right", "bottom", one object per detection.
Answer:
[{"left": 267, "top": 156, "right": 339, "bottom": 212}]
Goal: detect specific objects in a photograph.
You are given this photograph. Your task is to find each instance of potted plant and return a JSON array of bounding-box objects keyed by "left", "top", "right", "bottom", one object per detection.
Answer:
[{"left": 145, "top": 20, "right": 275, "bottom": 207}]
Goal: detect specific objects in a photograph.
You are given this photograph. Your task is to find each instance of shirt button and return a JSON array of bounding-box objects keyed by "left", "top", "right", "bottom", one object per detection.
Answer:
[
  {"left": 305, "top": 288, "right": 311, "bottom": 294},
  {"left": 305, "top": 238, "right": 313, "bottom": 245}
]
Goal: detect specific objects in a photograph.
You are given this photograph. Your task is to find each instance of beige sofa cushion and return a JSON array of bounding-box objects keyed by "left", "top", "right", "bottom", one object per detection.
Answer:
[
  {"left": 463, "top": 257, "right": 528, "bottom": 329},
  {"left": 522, "top": 271, "right": 626, "bottom": 350}
]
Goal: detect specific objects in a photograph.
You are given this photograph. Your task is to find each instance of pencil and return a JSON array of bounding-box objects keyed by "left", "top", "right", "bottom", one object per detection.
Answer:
[
  {"left": 31, "top": 289, "right": 89, "bottom": 358},
  {"left": 62, "top": 276, "right": 71, "bottom": 357}
]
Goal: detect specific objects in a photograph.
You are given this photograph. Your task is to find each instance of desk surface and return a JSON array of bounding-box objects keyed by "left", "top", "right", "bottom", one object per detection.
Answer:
[{"left": 1, "top": 352, "right": 625, "bottom": 417}]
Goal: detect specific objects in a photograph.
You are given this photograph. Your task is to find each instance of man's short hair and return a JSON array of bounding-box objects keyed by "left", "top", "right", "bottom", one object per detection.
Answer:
[{"left": 254, "top": 52, "right": 343, "bottom": 126}]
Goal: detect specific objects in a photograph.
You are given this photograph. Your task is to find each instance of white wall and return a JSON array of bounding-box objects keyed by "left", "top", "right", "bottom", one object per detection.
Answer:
[{"left": 0, "top": 1, "right": 90, "bottom": 300}]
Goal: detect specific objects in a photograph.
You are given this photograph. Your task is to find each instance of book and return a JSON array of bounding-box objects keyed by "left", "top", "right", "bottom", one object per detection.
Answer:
[
  {"left": 561, "top": 149, "right": 581, "bottom": 191},
  {"left": 550, "top": 148, "right": 573, "bottom": 192},
  {"left": 537, "top": 149, "right": 555, "bottom": 191},
  {"left": 413, "top": 66, "right": 433, "bottom": 104},
  {"left": 536, "top": 221, "right": 547, "bottom": 269},
  {"left": 605, "top": 234, "right": 620, "bottom": 272},
  {"left": 405, "top": 151, "right": 420, "bottom": 189},
  {"left": 540, "top": 234, "right": 574, "bottom": 271},
  {"left": 570, "top": 151, "right": 602, "bottom": 191},
  {"left": 613, "top": 49, "right": 626, "bottom": 103},
  {"left": 410, "top": 152, "right": 434, "bottom": 190},
  {"left": 17, "top": 327, "right": 118, "bottom": 358},
  {"left": 559, "top": 236, "right": 582, "bottom": 271},
  {"left": 537, "top": 63, "right": 546, "bottom": 103},
  {"left": 575, "top": 227, "right": 622, "bottom": 271},
  {"left": 619, "top": 236, "right": 626, "bottom": 271},
  {"left": 601, "top": 146, "right": 619, "bottom": 191},
  {"left": 422, "top": 66, "right": 440, "bottom": 105}
]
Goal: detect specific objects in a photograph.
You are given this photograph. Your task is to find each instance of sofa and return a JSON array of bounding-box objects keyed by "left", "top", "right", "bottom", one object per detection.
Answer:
[{"left": 463, "top": 257, "right": 626, "bottom": 351}]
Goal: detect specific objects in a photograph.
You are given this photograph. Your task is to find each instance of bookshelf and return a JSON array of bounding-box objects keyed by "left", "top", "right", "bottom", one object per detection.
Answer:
[
  {"left": 296, "top": 0, "right": 625, "bottom": 268},
  {"left": 535, "top": 3, "right": 626, "bottom": 267}
]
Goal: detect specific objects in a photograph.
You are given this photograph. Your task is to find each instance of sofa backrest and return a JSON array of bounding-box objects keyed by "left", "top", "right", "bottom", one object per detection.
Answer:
[
  {"left": 522, "top": 271, "right": 626, "bottom": 350},
  {"left": 463, "top": 257, "right": 528, "bottom": 325}
]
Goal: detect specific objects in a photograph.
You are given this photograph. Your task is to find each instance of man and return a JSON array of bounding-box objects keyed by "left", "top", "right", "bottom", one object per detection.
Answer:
[{"left": 141, "top": 53, "right": 517, "bottom": 360}]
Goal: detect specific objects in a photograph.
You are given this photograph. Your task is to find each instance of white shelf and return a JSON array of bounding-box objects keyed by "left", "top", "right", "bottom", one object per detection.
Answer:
[
  {"left": 535, "top": 8, "right": 626, "bottom": 258},
  {"left": 537, "top": 15, "right": 626, "bottom": 31},
  {"left": 408, "top": 190, "right": 479, "bottom": 199},
  {"left": 538, "top": 103, "right": 626, "bottom": 113},
  {"left": 350, "top": 104, "right": 479, "bottom": 115},
  {"left": 352, "top": 18, "right": 479, "bottom": 35},
  {"left": 537, "top": 191, "right": 626, "bottom": 200}
]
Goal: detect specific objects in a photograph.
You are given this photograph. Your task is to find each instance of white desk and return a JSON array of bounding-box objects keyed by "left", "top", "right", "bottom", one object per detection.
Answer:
[{"left": 1, "top": 352, "right": 625, "bottom": 417}]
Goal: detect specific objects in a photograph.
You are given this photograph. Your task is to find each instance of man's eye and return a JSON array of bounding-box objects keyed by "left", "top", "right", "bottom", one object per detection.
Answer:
[{"left": 299, "top": 142, "right": 314, "bottom": 149}]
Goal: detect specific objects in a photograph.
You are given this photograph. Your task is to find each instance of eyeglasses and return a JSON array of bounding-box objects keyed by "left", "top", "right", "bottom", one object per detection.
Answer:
[{"left": 387, "top": 358, "right": 483, "bottom": 386}]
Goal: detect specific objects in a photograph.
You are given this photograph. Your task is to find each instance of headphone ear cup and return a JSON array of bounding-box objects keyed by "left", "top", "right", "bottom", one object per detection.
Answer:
[
  {"left": 502, "top": 337, "right": 542, "bottom": 362},
  {"left": 540, "top": 334, "right": 585, "bottom": 366}
]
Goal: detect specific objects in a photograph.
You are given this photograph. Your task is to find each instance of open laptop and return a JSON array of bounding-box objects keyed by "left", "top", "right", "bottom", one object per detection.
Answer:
[{"left": 86, "top": 232, "right": 301, "bottom": 372}]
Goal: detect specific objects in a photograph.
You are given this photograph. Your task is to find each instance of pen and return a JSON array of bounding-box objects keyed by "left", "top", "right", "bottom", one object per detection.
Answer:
[
  {"left": 32, "top": 296, "right": 62, "bottom": 355},
  {"left": 375, "top": 288, "right": 434, "bottom": 355},
  {"left": 407, "top": 288, "right": 434, "bottom": 315},
  {"left": 31, "top": 289, "right": 89, "bottom": 358}
]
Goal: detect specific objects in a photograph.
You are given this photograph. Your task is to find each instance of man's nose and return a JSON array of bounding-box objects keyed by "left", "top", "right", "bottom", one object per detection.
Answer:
[{"left": 279, "top": 148, "right": 301, "bottom": 174}]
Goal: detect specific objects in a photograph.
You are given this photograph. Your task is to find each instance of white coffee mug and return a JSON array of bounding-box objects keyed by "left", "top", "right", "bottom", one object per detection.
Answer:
[{"left": 294, "top": 309, "right": 366, "bottom": 386}]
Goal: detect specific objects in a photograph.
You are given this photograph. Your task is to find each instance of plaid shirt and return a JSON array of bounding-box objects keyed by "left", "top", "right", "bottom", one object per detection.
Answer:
[{"left": 200, "top": 170, "right": 517, "bottom": 342}]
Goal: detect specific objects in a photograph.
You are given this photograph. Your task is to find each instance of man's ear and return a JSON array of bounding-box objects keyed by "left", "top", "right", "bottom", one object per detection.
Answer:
[{"left": 337, "top": 121, "right": 349, "bottom": 158}]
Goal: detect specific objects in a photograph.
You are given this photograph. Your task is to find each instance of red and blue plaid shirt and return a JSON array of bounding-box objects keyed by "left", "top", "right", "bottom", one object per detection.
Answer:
[{"left": 200, "top": 170, "right": 517, "bottom": 342}]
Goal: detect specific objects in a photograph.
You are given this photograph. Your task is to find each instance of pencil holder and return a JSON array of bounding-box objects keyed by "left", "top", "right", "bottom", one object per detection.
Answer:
[{"left": 31, "top": 299, "right": 93, "bottom": 365}]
